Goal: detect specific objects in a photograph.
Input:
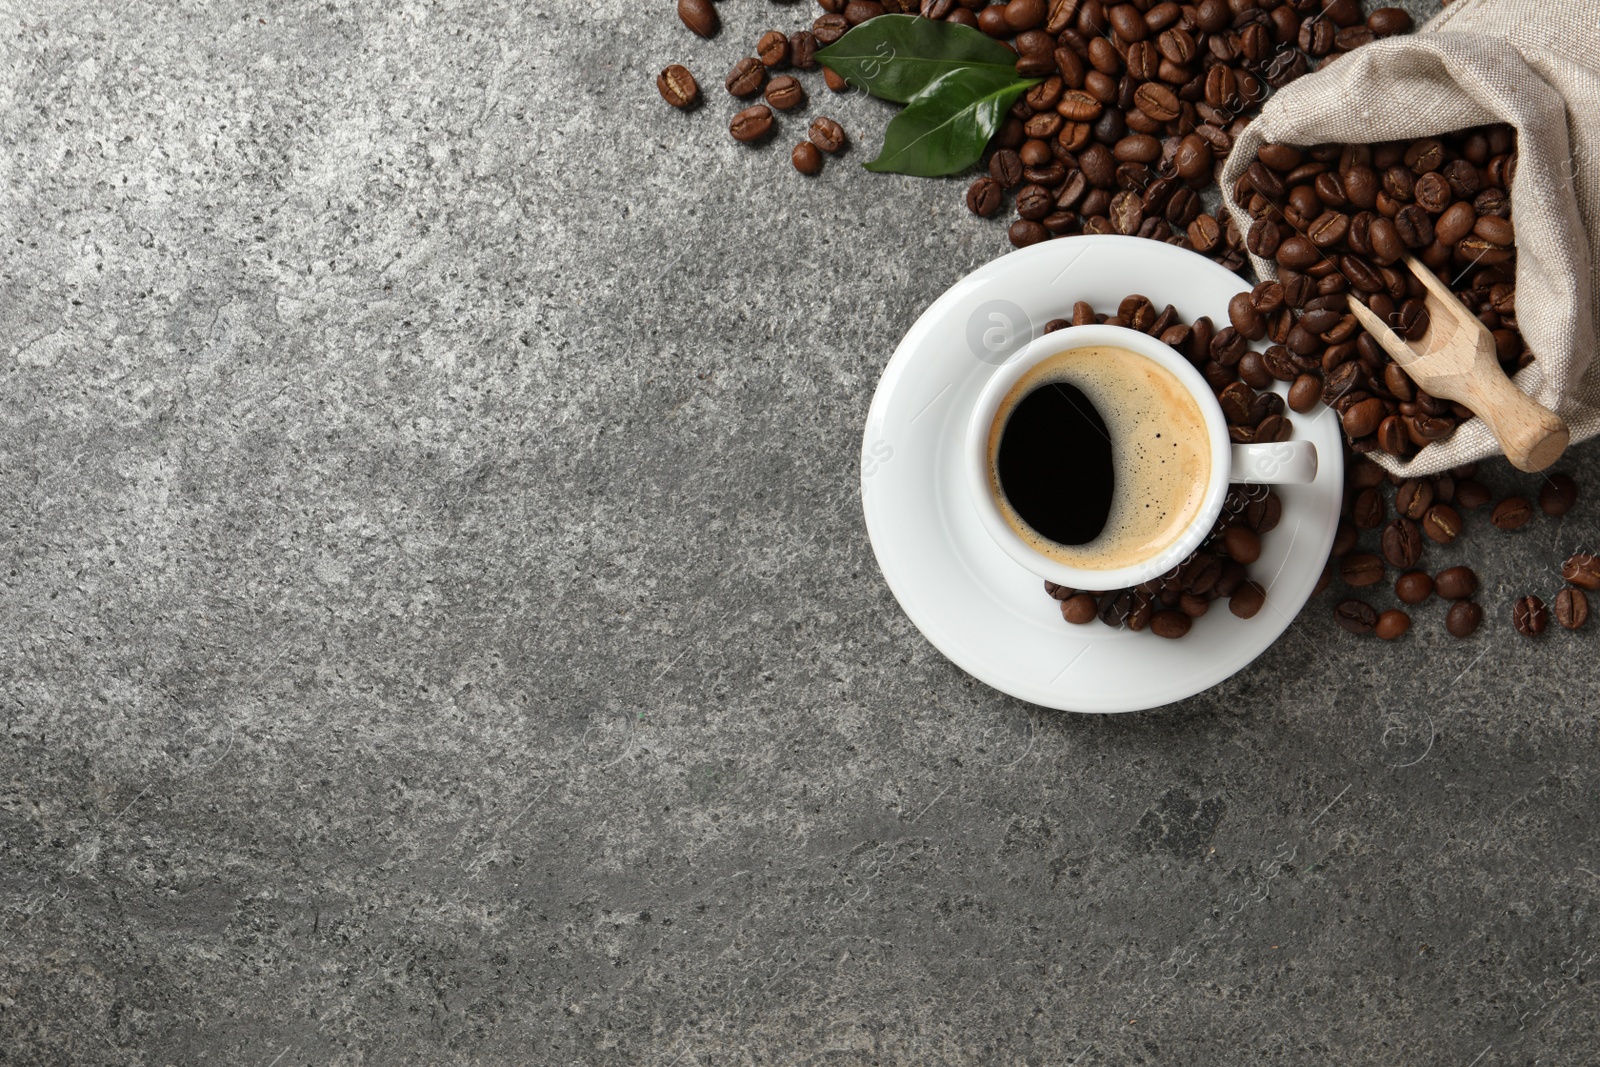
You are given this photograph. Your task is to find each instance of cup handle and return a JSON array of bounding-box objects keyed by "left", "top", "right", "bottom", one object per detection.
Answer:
[{"left": 1229, "top": 441, "right": 1318, "bottom": 484}]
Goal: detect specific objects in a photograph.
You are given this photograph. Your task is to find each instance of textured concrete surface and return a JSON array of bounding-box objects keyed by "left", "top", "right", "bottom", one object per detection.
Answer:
[{"left": 3, "top": 1, "right": 1599, "bottom": 1064}]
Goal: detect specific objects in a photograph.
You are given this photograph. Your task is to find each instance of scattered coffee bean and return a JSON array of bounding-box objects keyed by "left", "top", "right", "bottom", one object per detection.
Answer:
[
  {"left": 1562, "top": 553, "right": 1600, "bottom": 590},
  {"left": 727, "top": 57, "right": 767, "bottom": 98},
  {"left": 1512, "top": 594, "right": 1547, "bottom": 637},
  {"left": 657, "top": 64, "right": 700, "bottom": 109},
  {"left": 1381, "top": 517, "right": 1423, "bottom": 569},
  {"left": 1335, "top": 598, "right": 1378, "bottom": 635},
  {"left": 1434, "top": 566, "right": 1477, "bottom": 600},
  {"left": 1044, "top": 580, "right": 1073, "bottom": 600},
  {"left": 1352, "top": 487, "right": 1384, "bottom": 529},
  {"left": 757, "top": 29, "right": 790, "bottom": 68},
  {"left": 1554, "top": 587, "right": 1589, "bottom": 630},
  {"left": 1446, "top": 600, "right": 1484, "bottom": 638},
  {"left": 1341, "top": 552, "right": 1384, "bottom": 587},
  {"left": 765, "top": 75, "right": 804, "bottom": 110},
  {"left": 1375, "top": 609, "right": 1410, "bottom": 640},
  {"left": 792, "top": 140, "right": 823, "bottom": 175},
  {"left": 1490, "top": 496, "right": 1533, "bottom": 529},
  {"left": 678, "top": 0, "right": 718, "bottom": 37},
  {"left": 789, "top": 31, "right": 818, "bottom": 70},
  {"left": 967, "top": 176, "right": 1003, "bottom": 217},
  {"left": 730, "top": 104, "right": 774, "bottom": 143},
  {"left": 1395, "top": 570, "right": 1433, "bottom": 604},
  {"left": 1395, "top": 479, "right": 1433, "bottom": 520},
  {"left": 809, "top": 116, "right": 848, "bottom": 153},
  {"left": 1422, "top": 504, "right": 1461, "bottom": 544},
  {"left": 823, "top": 67, "right": 850, "bottom": 92},
  {"left": 1540, "top": 473, "right": 1578, "bottom": 516}
]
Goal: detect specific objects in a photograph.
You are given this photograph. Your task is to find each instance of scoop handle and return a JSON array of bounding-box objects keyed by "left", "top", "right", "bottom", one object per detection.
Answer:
[{"left": 1457, "top": 357, "right": 1570, "bottom": 472}]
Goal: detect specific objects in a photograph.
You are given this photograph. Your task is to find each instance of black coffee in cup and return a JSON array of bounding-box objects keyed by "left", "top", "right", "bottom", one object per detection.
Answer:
[{"left": 987, "top": 345, "right": 1212, "bottom": 572}]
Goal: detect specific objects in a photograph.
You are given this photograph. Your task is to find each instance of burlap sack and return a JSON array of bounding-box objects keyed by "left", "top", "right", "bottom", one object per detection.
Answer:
[{"left": 1220, "top": 0, "right": 1600, "bottom": 476}]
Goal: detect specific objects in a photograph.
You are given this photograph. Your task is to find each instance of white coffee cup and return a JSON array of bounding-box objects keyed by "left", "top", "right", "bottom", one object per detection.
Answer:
[{"left": 966, "top": 324, "right": 1318, "bottom": 591}]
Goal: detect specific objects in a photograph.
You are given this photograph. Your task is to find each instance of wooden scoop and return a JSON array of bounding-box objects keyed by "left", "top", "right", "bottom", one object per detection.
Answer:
[{"left": 1345, "top": 255, "right": 1569, "bottom": 472}]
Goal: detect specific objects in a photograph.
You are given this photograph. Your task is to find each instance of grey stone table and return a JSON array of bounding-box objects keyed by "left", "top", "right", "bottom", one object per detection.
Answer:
[{"left": 3, "top": 1, "right": 1597, "bottom": 1063}]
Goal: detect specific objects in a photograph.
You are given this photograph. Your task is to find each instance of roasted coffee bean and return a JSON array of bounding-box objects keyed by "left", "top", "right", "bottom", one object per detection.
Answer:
[
  {"left": 988, "top": 148, "right": 1024, "bottom": 189},
  {"left": 765, "top": 75, "right": 804, "bottom": 110},
  {"left": 813, "top": 13, "right": 849, "bottom": 44},
  {"left": 1151, "top": 609, "right": 1191, "bottom": 639},
  {"left": 1334, "top": 598, "right": 1378, "bottom": 635},
  {"left": 1241, "top": 217, "right": 1280, "bottom": 259},
  {"left": 1446, "top": 599, "right": 1484, "bottom": 638},
  {"left": 1230, "top": 580, "right": 1267, "bottom": 619},
  {"left": 1341, "top": 552, "right": 1384, "bottom": 587},
  {"left": 1394, "top": 479, "right": 1433, "bottom": 520},
  {"left": 789, "top": 31, "right": 819, "bottom": 70},
  {"left": 1375, "top": 609, "right": 1410, "bottom": 640},
  {"left": 1062, "top": 592, "right": 1098, "bottom": 623},
  {"left": 1017, "top": 184, "right": 1054, "bottom": 221},
  {"left": 678, "top": 0, "right": 718, "bottom": 37},
  {"left": 809, "top": 116, "right": 848, "bottom": 153},
  {"left": 1490, "top": 496, "right": 1532, "bottom": 530},
  {"left": 1341, "top": 397, "right": 1386, "bottom": 439},
  {"left": 1555, "top": 587, "right": 1590, "bottom": 630},
  {"left": 1563, "top": 553, "right": 1600, "bottom": 591},
  {"left": 1224, "top": 525, "right": 1261, "bottom": 565},
  {"left": 1368, "top": 7, "right": 1413, "bottom": 35},
  {"left": 1248, "top": 491, "right": 1282, "bottom": 534},
  {"left": 965, "top": 177, "right": 1003, "bottom": 216},
  {"left": 1308, "top": 210, "right": 1350, "bottom": 249},
  {"left": 1434, "top": 566, "right": 1477, "bottom": 601},
  {"left": 758, "top": 30, "right": 790, "bottom": 68},
  {"left": 727, "top": 57, "right": 767, "bottom": 97},
  {"left": 1422, "top": 504, "right": 1461, "bottom": 544},
  {"left": 1512, "top": 594, "right": 1548, "bottom": 637},
  {"left": 844, "top": 0, "right": 886, "bottom": 24},
  {"left": 1540, "top": 472, "right": 1578, "bottom": 516},
  {"left": 823, "top": 66, "right": 850, "bottom": 92},
  {"left": 1382, "top": 516, "right": 1423, "bottom": 569},
  {"left": 792, "top": 141, "right": 823, "bottom": 175},
  {"left": 657, "top": 64, "right": 700, "bottom": 109},
  {"left": 730, "top": 104, "right": 774, "bottom": 142},
  {"left": 1287, "top": 373, "right": 1321, "bottom": 413},
  {"left": 1044, "top": 582, "right": 1074, "bottom": 601},
  {"left": 1235, "top": 351, "right": 1270, "bottom": 389},
  {"left": 1250, "top": 281, "right": 1285, "bottom": 315},
  {"left": 1395, "top": 571, "right": 1433, "bottom": 605},
  {"left": 1434, "top": 201, "right": 1477, "bottom": 246},
  {"left": 1351, "top": 487, "right": 1384, "bottom": 530}
]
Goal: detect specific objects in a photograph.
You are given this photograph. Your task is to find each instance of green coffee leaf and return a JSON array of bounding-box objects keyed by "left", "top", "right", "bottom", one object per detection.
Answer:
[
  {"left": 864, "top": 67, "right": 1040, "bottom": 177},
  {"left": 815, "top": 14, "right": 1020, "bottom": 105}
]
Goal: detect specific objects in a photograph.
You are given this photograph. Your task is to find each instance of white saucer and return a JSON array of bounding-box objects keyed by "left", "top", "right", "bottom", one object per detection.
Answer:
[{"left": 860, "top": 235, "right": 1345, "bottom": 713}]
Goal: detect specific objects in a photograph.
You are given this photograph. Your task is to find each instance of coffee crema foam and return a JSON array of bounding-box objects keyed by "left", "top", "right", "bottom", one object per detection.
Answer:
[{"left": 987, "top": 345, "right": 1212, "bottom": 573}]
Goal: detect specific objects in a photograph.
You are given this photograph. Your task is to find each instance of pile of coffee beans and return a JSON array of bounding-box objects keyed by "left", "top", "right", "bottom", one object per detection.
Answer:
[
  {"left": 967, "top": 0, "right": 1414, "bottom": 261},
  {"left": 1042, "top": 293, "right": 1290, "bottom": 639},
  {"left": 1228, "top": 124, "right": 1523, "bottom": 459},
  {"left": 1321, "top": 454, "right": 1591, "bottom": 640}
]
